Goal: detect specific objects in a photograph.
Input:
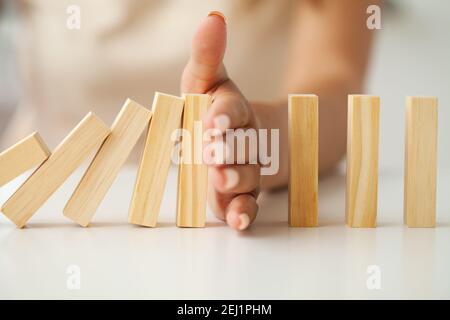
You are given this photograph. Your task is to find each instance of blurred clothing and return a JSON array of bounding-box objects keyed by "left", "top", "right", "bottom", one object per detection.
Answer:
[{"left": 1, "top": 0, "right": 292, "bottom": 159}]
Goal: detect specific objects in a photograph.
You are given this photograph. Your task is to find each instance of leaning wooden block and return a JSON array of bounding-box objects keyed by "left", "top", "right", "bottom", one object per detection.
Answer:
[
  {"left": 1, "top": 113, "right": 110, "bottom": 228},
  {"left": 64, "top": 100, "right": 152, "bottom": 227},
  {"left": 288, "top": 94, "right": 319, "bottom": 227},
  {"left": 404, "top": 96, "right": 438, "bottom": 228},
  {"left": 345, "top": 95, "right": 380, "bottom": 228},
  {"left": 128, "top": 93, "right": 184, "bottom": 227},
  {"left": 176, "top": 94, "right": 211, "bottom": 228},
  {"left": 0, "top": 132, "right": 51, "bottom": 187}
]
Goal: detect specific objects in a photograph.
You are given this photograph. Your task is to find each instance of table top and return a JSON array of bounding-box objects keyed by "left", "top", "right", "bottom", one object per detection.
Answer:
[{"left": 1, "top": 164, "right": 449, "bottom": 299}]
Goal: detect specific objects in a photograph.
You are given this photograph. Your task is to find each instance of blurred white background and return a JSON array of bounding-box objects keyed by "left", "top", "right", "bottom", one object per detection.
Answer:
[
  {"left": 367, "top": 0, "right": 450, "bottom": 171},
  {"left": 0, "top": 0, "right": 449, "bottom": 168},
  {"left": 0, "top": 1, "right": 17, "bottom": 135}
]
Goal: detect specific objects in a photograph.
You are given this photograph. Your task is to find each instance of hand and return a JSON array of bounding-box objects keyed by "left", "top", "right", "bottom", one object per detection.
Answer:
[{"left": 180, "top": 11, "right": 260, "bottom": 231}]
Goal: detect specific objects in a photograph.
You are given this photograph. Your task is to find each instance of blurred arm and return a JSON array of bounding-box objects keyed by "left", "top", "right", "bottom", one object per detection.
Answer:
[{"left": 255, "top": 0, "right": 379, "bottom": 189}]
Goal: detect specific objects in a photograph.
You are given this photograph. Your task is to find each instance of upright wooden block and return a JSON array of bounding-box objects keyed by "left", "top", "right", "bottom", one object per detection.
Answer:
[
  {"left": 176, "top": 94, "right": 211, "bottom": 228},
  {"left": 345, "top": 95, "right": 380, "bottom": 228},
  {"left": 128, "top": 92, "right": 184, "bottom": 227},
  {"left": 64, "top": 100, "right": 152, "bottom": 227},
  {"left": 288, "top": 94, "right": 319, "bottom": 227},
  {"left": 404, "top": 96, "right": 438, "bottom": 228},
  {"left": 1, "top": 113, "right": 110, "bottom": 228},
  {"left": 0, "top": 132, "right": 51, "bottom": 187}
]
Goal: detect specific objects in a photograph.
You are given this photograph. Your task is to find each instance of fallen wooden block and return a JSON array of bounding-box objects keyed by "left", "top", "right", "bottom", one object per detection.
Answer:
[
  {"left": 0, "top": 132, "right": 51, "bottom": 187},
  {"left": 404, "top": 96, "right": 438, "bottom": 228},
  {"left": 128, "top": 92, "right": 184, "bottom": 227},
  {"left": 1, "top": 113, "right": 110, "bottom": 228},
  {"left": 345, "top": 95, "right": 380, "bottom": 228},
  {"left": 288, "top": 94, "right": 319, "bottom": 227},
  {"left": 176, "top": 94, "right": 211, "bottom": 228},
  {"left": 64, "top": 100, "right": 152, "bottom": 227}
]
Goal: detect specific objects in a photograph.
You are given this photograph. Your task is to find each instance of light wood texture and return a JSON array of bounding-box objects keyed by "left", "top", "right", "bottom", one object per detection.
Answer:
[
  {"left": 128, "top": 92, "right": 184, "bottom": 227},
  {"left": 176, "top": 94, "right": 211, "bottom": 228},
  {"left": 1, "top": 113, "right": 110, "bottom": 228},
  {"left": 64, "top": 100, "right": 152, "bottom": 227},
  {"left": 288, "top": 94, "right": 319, "bottom": 227},
  {"left": 404, "top": 96, "right": 438, "bottom": 228},
  {"left": 0, "top": 132, "right": 51, "bottom": 187},
  {"left": 345, "top": 95, "right": 380, "bottom": 228}
]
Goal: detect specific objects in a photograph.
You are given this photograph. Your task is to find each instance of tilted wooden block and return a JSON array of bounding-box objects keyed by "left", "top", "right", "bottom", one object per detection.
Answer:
[
  {"left": 64, "top": 100, "right": 152, "bottom": 227},
  {"left": 1, "top": 113, "right": 110, "bottom": 228},
  {"left": 288, "top": 94, "right": 319, "bottom": 227},
  {"left": 128, "top": 92, "right": 184, "bottom": 227},
  {"left": 0, "top": 132, "right": 51, "bottom": 187},
  {"left": 345, "top": 95, "right": 380, "bottom": 228},
  {"left": 404, "top": 97, "right": 438, "bottom": 228},
  {"left": 176, "top": 94, "right": 211, "bottom": 228}
]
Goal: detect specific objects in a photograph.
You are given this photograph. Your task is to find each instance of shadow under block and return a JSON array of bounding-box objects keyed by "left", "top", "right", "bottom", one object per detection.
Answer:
[
  {"left": 404, "top": 97, "right": 438, "bottom": 228},
  {"left": 1, "top": 113, "right": 110, "bottom": 228},
  {"left": 128, "top": 93, "right": 185, "bottom": 227},
  {"left": 64, "top": 100, "right": 152, "bottom": 227},
  {"left": 176, "top": 94, "right": 211, "bottom": 228},
  {"left": 288, "top": 94, "right": 318, "bottom": 227},
  {"left": 345, "top": 95, "right": 380, "bottom": 228},
  {"left": 0, "top": 132, "right": 51, "bottom": 187}
]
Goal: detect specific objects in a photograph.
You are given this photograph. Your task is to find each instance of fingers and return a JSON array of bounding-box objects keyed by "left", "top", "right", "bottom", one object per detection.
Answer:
[
  {"left": 203, "top": 133, "right": 259, "bottom": 166},
  {"left": 201, "top": 81, "right": 259, "bottom": 166},
  {"left": 225, "top": 194, "right": 258, "bottom": 231},
  {"left": 208, "top": 165, "right": 260, "bottom": 231},
  {"left": 210, "top": 165, "right": 260, "bottom": 194},
  {"left": 181, "top": 11, "right": 228, "bottom": 93},
  {"left": 203, "top": 81, "right": 253, "bottom": 133}
]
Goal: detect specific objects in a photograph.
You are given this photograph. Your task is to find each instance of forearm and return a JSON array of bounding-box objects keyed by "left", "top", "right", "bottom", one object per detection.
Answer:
[
  {"left": 252, "top": 73, "right": 360, "bottom": 190},
  {"left": 253, "top": 0, "right": 376, "bottom": 190}
]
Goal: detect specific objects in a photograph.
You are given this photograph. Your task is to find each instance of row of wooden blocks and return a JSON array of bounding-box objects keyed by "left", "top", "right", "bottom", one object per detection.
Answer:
[
  {"left": 289, "top": 95, "right": 438, "bottom": 228},
  {"left": 0, "top": 93, "right": 211, "bottom": 228},
  {"left": 0, "top": 94, "right": 438, "bottom": 229}
]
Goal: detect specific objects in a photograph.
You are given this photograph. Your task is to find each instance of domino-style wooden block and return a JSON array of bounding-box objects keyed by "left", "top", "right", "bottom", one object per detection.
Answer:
[
  {"left": 176, "top": 94, "right": 211, "bottom": 228},
  {"left": 128, "top": 92, "right": 184, "bottom": 227},
  {"left": 288, "top": 94, "right": 319, "bottom": 227},
  {"left": 0, "top": 132, "right": 51, "bottom": 187},
  {"left": 64, "top": 100, "right": 152, "bottom": 227},
  {"left": 404, "top": 96, "right": 438, "bottom": 228},
  {"left": 345, "top": 95, "right": 380, "bottom": 228},
  {"left": 1, "top": 113, "right": 110, "bottom": 228}
]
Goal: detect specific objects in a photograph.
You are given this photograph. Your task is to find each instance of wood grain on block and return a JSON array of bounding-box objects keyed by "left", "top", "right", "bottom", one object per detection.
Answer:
[
  {"left": 176, "top": 94, "right": 211, "bottom": 228},
  {"left": 128, "top": 92, "right": 185, "bottom": 227},
  {"left": 0, "top": 132, "right": 51, "bottom": 187},
  {"left": 404, "top": 96, "right": 438, "bottom": 228},
  {"left": 1, "top": 113, "right": 110, "bottom": 228},
  {"left": 64, "top": 100, "right": 152, "bottom": 227},
  {"left": 288, "top": 94, "right": 319, "bottom": 227},
  {"left": 345, "top": 95, "right": 380, "bottom": 228}
]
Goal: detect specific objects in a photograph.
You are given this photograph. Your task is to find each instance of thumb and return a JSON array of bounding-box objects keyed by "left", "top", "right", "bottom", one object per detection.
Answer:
[{"left": 181, "top": 11, "right": 228, "bottom": 93}]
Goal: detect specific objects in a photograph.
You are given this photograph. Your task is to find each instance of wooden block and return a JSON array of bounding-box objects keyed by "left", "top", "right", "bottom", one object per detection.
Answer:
[
  {"left": 128, "top": 92, "right": 184, "bottom": 227},
  {"left": 0, "top": 132, "right": 51, "bottom": 187},
  {"left": 64, "top": 100, "right": 152, "bottom": 227},
  {"left": 345, "top": 95, "right": 380, "bottom": 228},
  {"left": 176, "top": 94, "right": 211, "bottom": 228},
  {"left": 404, "top": 96, "right": 438, "bottom": 228},
  {"left": 1, "top": 113, "right": 110, "bottom": 228},
  {"left": 288, "top": 94, "right": 319, "bottom": 227}
]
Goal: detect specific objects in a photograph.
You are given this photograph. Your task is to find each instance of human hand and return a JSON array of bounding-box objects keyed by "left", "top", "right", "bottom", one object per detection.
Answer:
[{"left": 180, "top": 12, "right": 260, "bottom": 231}]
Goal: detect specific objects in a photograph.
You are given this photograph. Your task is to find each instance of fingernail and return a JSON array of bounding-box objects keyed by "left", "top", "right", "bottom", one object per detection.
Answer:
[
  {"left": 213, "top": 114, "right": 230, "bottom": 132},
  {"left": 223, "top": 168, "right": 239, "bottom": 190},
  {"left": 238, "top": 213, "right": 250, "bottom": 231},
  {"left": 207, "top": 11, "right": 227, "bottom": 25}
]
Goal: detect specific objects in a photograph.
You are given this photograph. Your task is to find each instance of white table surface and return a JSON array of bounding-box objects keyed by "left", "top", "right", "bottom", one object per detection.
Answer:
[{"left": 1, "top": 164, "right": 449, "bottom": 299}]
